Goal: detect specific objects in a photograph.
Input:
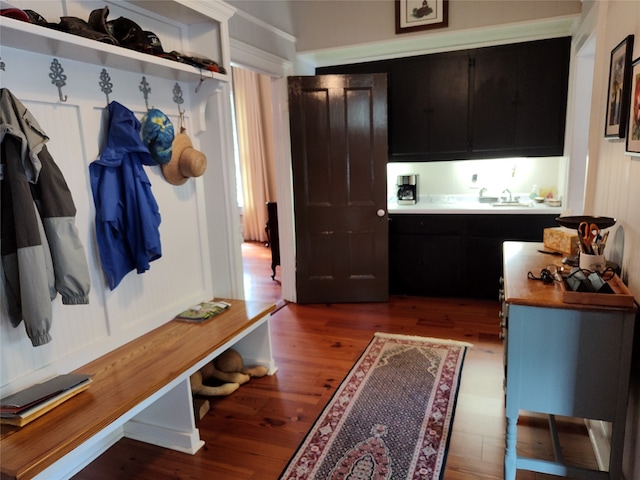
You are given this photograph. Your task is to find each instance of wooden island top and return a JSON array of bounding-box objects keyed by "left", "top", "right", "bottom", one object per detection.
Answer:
[{"left": 502, "top": 241, "right": 636, "bottom": 312}]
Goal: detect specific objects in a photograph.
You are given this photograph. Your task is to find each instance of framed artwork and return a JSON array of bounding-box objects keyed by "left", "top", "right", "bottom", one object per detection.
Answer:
[
  {"left": 395, "top": 0, "right": 448, "bottom": 34},
  {"left": 625, "top": 57, "right": 640, "bottom": 156},
  {"left": 605, "top": 35, "right": 634, "bottom": 138}
]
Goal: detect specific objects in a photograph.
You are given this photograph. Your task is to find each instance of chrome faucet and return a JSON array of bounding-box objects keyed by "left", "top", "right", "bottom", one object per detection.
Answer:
[
  {"left": 479, "top": 187, "right": 487, "bottom": 198},
  {"left": 502, "top": 188, "right": 513, "bottom": 203}
]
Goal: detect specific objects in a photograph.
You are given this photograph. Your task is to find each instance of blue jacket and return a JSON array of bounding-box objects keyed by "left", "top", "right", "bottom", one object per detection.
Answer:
[{"left": 90, "top": 101, "right": 162, "bottom": 290}]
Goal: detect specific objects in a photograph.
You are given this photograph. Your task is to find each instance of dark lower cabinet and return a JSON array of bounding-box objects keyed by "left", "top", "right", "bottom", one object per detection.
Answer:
[
  {"left": 389, "top": 213, "right": 559, "bottom": 298},
  {"left": 465, "top": 236, "right": 506, "bottom": 298},
  {"left": 389, "top": 234, "right": 464, "bottom": 297}
]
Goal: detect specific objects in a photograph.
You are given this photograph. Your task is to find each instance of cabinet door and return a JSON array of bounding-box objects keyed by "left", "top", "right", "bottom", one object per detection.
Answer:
[
  {"left": 389, "top": 52, "right": 469, "bottom": 161},
  {"left": 426, "top": 52, "right": 470, "bottom": 156},
  {"left": 513, "top": 38, "right": 570, "bottom": 155},
  {"left": 389, "top": 57, "right": 430, "bottom": 156},
  {"left": 389, "top": 234, "right": 464, "bottom": 296},
  {"left": 470, "top": 44, "right": 518, "bottom": 155},
  {"left": 390, "top": 52, "right": 470, "bottom": 160},
  {"left": 465, "top": 214, "right": 558, "bottom": 298},
  {"left": 465, "top": 236, "right": 504, "bottom": 299},
  {"left": 471, "top": 38, "right": 570, "bottom": 157},
  {"left": 389, "top": 215, "right": 464, "bottom": 296}
]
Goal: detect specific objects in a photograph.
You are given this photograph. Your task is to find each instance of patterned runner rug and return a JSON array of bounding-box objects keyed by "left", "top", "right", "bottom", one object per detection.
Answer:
[{"left": 280, "top": 332, "right": 471, "bottom": 480}]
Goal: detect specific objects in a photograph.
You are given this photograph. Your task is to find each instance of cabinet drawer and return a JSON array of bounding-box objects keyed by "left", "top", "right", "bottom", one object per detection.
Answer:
[
  {"left": 389, "top": 214, "right": 463, "bottom": 235},
  {"left": 466, "top": 214, "right": 557, "bottom": 239}
]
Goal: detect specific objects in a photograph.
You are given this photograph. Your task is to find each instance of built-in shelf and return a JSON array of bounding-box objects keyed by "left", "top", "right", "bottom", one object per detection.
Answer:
[{"left": 0, "top": 16, "right": 229, "bottom": 83}]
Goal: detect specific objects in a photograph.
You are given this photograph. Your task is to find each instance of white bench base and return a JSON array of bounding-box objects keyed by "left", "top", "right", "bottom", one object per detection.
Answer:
[{"left": 31, "top": 312, "right": 275, "bottom": 480}]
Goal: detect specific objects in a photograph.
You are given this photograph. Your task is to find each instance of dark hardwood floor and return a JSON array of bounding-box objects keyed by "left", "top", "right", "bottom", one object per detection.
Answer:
[{"left": 75, "top": 241, "right": 597, "bottom": 479}]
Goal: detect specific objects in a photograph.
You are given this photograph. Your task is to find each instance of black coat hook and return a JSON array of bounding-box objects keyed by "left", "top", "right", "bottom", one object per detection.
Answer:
[
  {"left": 139, "top": 76, "right": 151, "bottom": 110},
  {"left": 49, "top": 58, "right": 68, "bottom": 102},
  {"left": 99, "top": 68, "right": 113, "bottom": 105}
]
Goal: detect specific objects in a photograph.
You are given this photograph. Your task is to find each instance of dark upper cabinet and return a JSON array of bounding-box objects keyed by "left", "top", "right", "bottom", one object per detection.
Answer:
[
  {"left": 317, "top": 37, "right": 571, "bottom": 162},
  {"left": 390, "top": 51, "right": 470, "bottom": 159},
  {"left": 470, "top": 45, "right": 518, "bottom": 155},
  {"left": 470, "top": 37, "right": 571, "bottom": 158}
]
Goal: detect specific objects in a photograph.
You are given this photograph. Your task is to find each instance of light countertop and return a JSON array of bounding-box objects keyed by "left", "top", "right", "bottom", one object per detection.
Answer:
[{"left": 388, "top": 194, "right": 564, "bottom": 215}]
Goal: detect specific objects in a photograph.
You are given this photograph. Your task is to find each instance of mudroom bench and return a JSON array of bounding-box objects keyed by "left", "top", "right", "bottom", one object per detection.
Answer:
[{"left": 0, "top": 299, "right": 276, "bottom": 480}]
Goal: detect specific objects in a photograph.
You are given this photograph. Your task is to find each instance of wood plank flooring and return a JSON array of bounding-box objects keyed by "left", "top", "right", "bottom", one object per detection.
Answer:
[{"left": 74, "top": 242, "right": 597, "bottom": 479}]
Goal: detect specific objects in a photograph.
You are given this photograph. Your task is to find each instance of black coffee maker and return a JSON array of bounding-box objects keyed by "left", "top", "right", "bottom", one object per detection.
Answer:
[{"left": 396, "top": 175, "right": 418, "bottom": 205}]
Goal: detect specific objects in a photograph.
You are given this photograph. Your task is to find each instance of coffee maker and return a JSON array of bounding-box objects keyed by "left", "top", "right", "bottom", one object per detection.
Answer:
[{"left": 396, "top": 175, "right": 418, "bottom": 205}]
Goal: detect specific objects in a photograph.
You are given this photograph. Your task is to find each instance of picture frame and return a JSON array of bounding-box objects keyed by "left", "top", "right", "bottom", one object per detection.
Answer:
[
  {"left": 625, "top": 57, "right": 640, "bottom": 156},
  {"left": 605, "top": 35, "right": 634, "bottom": 138},
  {"left": 395, "top": 0, "right": 448, "bottom": 34}
]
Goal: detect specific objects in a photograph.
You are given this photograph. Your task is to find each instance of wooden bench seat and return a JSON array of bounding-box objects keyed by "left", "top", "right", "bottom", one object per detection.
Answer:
[{"left": 0, "top": 299, "right": 276, "bottom": 480}]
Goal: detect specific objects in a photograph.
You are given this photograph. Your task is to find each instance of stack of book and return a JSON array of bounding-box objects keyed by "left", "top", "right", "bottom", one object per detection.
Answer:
[{"left": 0, "top": 373, "right": 92, "bottom": 427}]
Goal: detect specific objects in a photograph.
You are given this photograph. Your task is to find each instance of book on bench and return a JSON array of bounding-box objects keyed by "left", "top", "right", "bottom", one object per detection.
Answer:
[
  {"left": 1, "top": 373, "right": 92, "bottom": 427},
  {"left": 175, "top": 300, "right": 231, "bottom": 322}
]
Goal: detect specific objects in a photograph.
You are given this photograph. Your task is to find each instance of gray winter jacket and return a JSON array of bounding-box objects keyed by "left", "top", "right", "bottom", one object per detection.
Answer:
[{"left": 1, "top": 88, "right": 90, "bottom": 347}]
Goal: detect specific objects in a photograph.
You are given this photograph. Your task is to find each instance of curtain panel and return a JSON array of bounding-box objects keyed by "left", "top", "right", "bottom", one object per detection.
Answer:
[{"left": 232, "top": 66, "right": 277, "bottom": 242}]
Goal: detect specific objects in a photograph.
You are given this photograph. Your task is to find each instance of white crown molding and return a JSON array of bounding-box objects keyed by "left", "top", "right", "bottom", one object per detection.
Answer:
[
  {"left": 298, "top": 14, "right": 580, "bottom": 68},
  {"left": 232, "top": 8, "right": 297, "bottom": 44},
  {"left": 178, "top": 0, "right": 237, "bottom": 22},
  {"left": 230, "top": 38, "right": 293, "bottom": 77}
]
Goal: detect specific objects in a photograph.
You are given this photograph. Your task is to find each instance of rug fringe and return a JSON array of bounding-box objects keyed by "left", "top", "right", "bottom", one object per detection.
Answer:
[{"left": 374, "top": 332, "right": 474, "bottom": 348}]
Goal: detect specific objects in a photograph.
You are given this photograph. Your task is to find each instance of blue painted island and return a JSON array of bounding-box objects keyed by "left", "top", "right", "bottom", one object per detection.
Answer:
[{"left": 501, "top": 241, "right": 636, "bottom": 479}]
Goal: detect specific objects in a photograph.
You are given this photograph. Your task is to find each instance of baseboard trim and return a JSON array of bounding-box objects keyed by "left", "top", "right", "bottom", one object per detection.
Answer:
[{"left": 585, "top": 419, "right": 610, "bottom": 472}]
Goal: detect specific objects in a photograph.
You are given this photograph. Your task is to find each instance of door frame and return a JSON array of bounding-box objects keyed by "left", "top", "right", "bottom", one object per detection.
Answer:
[
  {"left": 230, "top": 40, "right": 297, "bottom": 303},
  {"left": 271, "top": 75, "right": 297, "bottom": 303}
]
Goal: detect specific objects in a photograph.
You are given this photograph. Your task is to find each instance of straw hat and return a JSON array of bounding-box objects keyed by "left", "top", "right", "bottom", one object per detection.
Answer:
[{"left": 161, "top": 130, "right": 207, "bottom": 185}]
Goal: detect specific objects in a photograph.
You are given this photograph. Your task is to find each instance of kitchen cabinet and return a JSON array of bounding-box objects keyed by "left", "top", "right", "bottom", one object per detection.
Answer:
[
  {"left": 390, "top": 51, "right": 470, "bottom": 158},
  {"left": 317, "top": 37, "right": 570, "bottom": 161},
  {"left": 501, "top": 242, "right": 636, "bottom": 479},
  {"left": 389, "top": 213, "right": 558, "bottom": 298},
  {"left": 388, "top": 216, "right": 464, "bottom": 296},
  {"left": 471, "top": 38, "right": 570, "bottom": 158}
]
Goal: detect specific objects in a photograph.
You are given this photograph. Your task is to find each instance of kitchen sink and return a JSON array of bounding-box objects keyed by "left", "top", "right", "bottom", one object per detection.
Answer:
[{"left": 478, "top": 196, "right": 500, "bottom": 203}]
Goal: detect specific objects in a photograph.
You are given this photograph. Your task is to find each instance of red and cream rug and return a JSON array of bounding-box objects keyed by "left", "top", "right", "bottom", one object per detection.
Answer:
[{"left": 280, "top": 332, "right": 471, "bottom": 480}]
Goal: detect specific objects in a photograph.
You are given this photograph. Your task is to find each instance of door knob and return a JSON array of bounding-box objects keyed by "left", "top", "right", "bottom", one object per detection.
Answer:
[{"left": 377, "top": 209, "right": 386, "bottom": 217}]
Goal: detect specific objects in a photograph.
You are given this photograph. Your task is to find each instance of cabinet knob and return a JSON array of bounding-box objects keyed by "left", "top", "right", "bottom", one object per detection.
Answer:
[{"left": 377, "top": 209, "right": 386, "bottom": 218}]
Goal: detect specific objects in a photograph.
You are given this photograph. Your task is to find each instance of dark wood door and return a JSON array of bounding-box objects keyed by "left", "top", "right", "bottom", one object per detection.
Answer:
[{"left": 288, "top": 74, "right": 389, "bottom": 304}]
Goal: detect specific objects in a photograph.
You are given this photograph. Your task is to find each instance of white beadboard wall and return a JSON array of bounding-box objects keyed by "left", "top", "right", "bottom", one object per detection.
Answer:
[{"left": 0, "top": 44, "right": 216, "bottom": 394}]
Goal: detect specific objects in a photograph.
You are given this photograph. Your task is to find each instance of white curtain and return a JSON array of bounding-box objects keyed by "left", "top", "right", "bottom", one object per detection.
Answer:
[{"left": 232, "top": 66, "right": 277, "bottom": 242}]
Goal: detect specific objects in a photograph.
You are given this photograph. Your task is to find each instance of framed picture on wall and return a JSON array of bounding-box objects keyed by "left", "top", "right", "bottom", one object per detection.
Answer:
[
  {"left": 605, "top": 35, "right": 634, "bottom": 138},
  {"left": 625, "top": 57, "right": 640, "bottom": 155},
  {"left": 395, "top": 0, "right": 448, "bottom": 34}
]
